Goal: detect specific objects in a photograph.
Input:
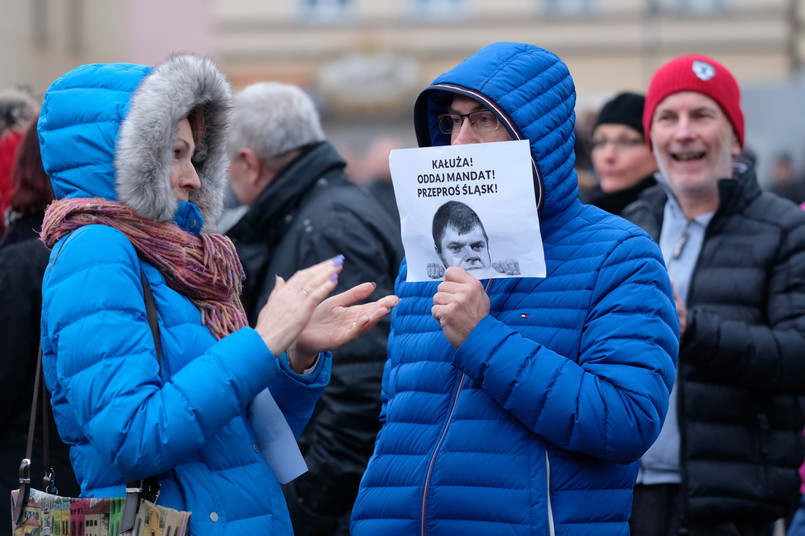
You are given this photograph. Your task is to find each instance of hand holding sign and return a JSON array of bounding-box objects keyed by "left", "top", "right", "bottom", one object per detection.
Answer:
[
  {"left": 390, "top": 140, "right": 545, "bottom": 282},
  {"left": 431, "top": 267, "right": 491, "bottom": 348}
]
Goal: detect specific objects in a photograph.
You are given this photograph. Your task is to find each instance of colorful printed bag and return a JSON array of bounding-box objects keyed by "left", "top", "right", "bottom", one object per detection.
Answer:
[{"left": 11, "top": 487, "right": 190, "bottom": 536}]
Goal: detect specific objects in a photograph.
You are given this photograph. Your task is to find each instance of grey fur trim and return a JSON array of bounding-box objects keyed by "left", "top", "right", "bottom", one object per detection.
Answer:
[{"left": 115, "top": 54, "right": 232, "bottom": 231}]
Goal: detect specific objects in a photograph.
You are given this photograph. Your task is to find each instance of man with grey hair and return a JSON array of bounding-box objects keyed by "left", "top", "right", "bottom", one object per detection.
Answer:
[{"left": 226, "top": 81, "right": 403, "bottom": 535}]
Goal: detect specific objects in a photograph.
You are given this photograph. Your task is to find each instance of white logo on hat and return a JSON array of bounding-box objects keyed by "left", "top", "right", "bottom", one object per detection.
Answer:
[{"left": 692, "top": 60, "right": 715, "bottom": 81}]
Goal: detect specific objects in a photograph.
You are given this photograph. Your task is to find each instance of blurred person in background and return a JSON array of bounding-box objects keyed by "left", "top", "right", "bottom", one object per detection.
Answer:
[
  {"left": 0, "top": 118, "right": 79, "bottom": 526},
  {"left": 768, "top": 151, "right": 805, "bottom": 204},
  {"left": 588, "top": 92, "right": 658, "bottom": 215},
  {"left": 226, "top": 81, "right": 403, "bottom": 536},
  {"left": 0, "top": 88, "right": 39, "bottom": 235},
  {"left": 357, "top": 136, "right": 403, "bottom": 229}
]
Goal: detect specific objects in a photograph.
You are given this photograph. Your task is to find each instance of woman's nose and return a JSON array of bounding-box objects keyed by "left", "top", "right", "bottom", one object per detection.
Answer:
[{"left": 184, "top": 166, "right": 201, "bottom": 191}]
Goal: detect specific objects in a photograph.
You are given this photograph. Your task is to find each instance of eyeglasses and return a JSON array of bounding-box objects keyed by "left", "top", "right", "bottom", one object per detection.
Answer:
[
  {"left": 590, "top": 137, "right": 645, "bottom": 151},
  {"left": 437, "top": 110, "right": 500, "bottom": 135}
]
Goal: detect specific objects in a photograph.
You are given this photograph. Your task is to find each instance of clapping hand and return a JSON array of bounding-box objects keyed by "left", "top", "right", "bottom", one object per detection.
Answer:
[
  {"left": 254, "top": 255, "right": 400, "bottom": 374},
  {"left": 255, "top": 256, "right": 344, "bottom": 361},
  {"left": 290, "top": 282, "right": 400, "bottom": 372}
]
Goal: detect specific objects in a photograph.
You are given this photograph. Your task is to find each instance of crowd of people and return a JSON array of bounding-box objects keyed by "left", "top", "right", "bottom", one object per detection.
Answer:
[{"left": 2, "top": 41, "right": 805, "bottom": 536}]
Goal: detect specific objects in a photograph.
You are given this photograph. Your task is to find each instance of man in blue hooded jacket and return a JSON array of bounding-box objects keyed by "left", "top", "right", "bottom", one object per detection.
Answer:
[{"left": 350, "top": 42, "right": 680, "bottom": 536}]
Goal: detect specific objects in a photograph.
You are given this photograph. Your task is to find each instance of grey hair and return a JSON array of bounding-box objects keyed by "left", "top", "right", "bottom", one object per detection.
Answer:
[
  {"left": 229, "top": 82, "right": 325, "bottom": 162},
  {"left": 0, "top": 88, "right": 38, "bottom": 134}
]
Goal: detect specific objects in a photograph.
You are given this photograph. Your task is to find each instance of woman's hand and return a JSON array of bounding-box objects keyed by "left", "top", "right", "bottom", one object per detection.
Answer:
[
  {"left": 254, "top": 256, "right": 344, "bottom": 358},
  {"left": 288, "top": 282, "right": 400, "bottom": 372}
]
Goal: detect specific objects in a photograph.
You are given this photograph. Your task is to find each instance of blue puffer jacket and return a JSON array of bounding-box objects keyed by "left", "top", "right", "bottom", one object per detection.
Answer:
[
  {"left": 38, "top": 56, "right": 330, "bottom": 535},
  {"left": 351, "top": 42, "right": 679, "bottom": 536}
]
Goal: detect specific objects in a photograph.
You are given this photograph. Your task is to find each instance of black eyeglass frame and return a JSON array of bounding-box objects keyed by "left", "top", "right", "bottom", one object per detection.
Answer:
[{"left": 436, "top": 110, "right": 501, "bottom": 135}]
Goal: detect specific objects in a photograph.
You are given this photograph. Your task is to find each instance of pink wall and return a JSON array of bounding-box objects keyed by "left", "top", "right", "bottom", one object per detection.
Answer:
[{"left": 126, "top": 0, "right": 214, "bottom": 66}]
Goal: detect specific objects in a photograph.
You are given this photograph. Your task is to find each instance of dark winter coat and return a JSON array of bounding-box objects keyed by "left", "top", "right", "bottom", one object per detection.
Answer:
[
  {"left": 227, "top": 141, "right": 403, "bottom": 532},
  {"left": 622, "top": 164, "right": 805, "bottom": 523},
  {"left": 0, "top": 212, "right": 79, "bottom": 525},
  {"left": 588, "top": 173, "right": 657, "bottom": 216}
]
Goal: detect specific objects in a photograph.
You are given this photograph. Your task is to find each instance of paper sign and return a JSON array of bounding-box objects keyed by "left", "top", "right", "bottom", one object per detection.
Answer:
[
  {"left": 249, "top": 388, "right": 308, "bottom": 484},
  {"left": 390, "top": 139, "right": 546, "bottom": 282}
]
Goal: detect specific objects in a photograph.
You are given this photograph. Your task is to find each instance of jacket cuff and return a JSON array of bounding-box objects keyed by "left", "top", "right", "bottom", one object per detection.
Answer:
[
  {"left": 279, "top": 350, "right": 332, "bottom": 386},
  {"left": 451, "top": 316, "right": 504, "bottom": 380}
]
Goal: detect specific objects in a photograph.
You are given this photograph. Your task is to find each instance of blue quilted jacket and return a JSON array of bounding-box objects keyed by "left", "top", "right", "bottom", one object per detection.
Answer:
[
  {"left": 351, "top": 42, "right": 679, "bottom": 536},
  {"left": 37, "top": 57, "right": 330, "bottom": 535}
]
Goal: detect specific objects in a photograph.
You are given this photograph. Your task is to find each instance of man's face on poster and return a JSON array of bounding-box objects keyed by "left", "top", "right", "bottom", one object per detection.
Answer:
[{"left": 437, "top": 224, "right": 491, "bottom": 272}]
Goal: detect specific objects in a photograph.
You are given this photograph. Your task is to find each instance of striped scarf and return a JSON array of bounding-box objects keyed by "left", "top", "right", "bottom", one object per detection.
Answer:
[{"left": 41, "top": 197, "right": 247, "bottom": 340}]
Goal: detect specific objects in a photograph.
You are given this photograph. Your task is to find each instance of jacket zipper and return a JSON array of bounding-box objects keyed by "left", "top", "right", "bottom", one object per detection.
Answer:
[
  {"left": 420, "top": 278, "right": 493, "bottom": 534},
  {"left": 545, "top": 450, "right": 555, "bottom": 535},
  {"left": 421, "top": 372, "right": 466, "bottom": 536}
]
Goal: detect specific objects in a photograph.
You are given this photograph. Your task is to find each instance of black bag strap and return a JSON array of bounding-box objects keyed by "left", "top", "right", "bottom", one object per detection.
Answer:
[
  {"left": 121, "top": 267, "right": 163, "bottom": 532},
  {"left": 13, "top": 265, "right": 164, "bottom": 530},
  {"left": 12, "top": 350, "right": 40, "bottom": 526}
]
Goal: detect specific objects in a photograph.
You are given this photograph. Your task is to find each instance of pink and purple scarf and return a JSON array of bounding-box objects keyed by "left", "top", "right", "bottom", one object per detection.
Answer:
[{"left": 41, "top": 197, "right": 247, "bottom": 340}]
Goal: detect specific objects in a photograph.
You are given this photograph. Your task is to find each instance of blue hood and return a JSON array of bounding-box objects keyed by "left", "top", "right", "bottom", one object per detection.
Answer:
[
  {"left": 413, "top": 42, "right": 580, "bottom": 220},
  {"left": 37, "top": 55, "right": 232, "bottom": 231}
]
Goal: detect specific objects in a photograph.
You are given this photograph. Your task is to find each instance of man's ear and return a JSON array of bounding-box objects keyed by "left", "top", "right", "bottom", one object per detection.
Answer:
[
  {"left": 238, "top": 147, "right": 263, "bottom": 185},
  {"left": 728, "top": 127, "right": 744, "bottom": 158}
]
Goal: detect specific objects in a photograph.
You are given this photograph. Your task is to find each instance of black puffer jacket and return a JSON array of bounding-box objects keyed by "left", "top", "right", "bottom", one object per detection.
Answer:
[
  {"left": 623, "top": 164, "right": 805, "bottom": 524},
  {"left": 587, "top": 173, "right": 657, "bottom": 216},
  {"left": 227, "top": 141, "right": 403, "bottom": 534},
  {"left": 0, "top": 212, "right": 79, "bottom": 523}
]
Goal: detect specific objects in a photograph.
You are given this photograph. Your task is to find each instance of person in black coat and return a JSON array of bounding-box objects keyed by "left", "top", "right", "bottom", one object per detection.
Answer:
[
  {"left": 623, "top": 54, "right": 805, "bottom": 536},
  {"left": 587, "top": 91, "right": 658, "bottom": 215},
  {"left": 226, "top": 82, "right": 403, "bottom": 536},
  {"left": 0, "top": 119, "right": 79, "bottom": 524}
]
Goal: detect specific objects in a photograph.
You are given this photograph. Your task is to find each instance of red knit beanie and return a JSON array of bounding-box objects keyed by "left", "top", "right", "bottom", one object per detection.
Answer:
[{"left": 643, "top": 54, "right": 744, "bottom": 150}]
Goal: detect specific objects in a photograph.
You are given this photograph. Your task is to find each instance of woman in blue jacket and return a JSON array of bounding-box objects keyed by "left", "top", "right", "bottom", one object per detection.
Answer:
[
  {"left": 351, "top": 42, "right": 679, "bottom": 536},
  {"left": 34, "top": 54, "right": 397, "bottom": 535}
]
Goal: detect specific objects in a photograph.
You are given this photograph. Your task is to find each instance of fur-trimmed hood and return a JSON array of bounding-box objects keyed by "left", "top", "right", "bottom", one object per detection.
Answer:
[{"left": 38, "top": 54, "right": 232, "bottom": 231}]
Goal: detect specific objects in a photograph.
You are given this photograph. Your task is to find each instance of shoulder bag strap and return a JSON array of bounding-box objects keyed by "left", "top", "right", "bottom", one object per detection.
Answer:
[
  {"left": 121, "top": 266, "right": 163, "bottom": 532},
  {"left": 12, "top": 348, "right": 41, "bottom": 526}
]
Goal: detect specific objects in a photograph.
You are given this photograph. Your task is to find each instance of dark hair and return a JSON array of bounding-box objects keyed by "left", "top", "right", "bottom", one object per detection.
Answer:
[
  {"left": 432, "top": 200, "right": 487, "bottom": 253},
  {"left": 10, "top": 118, "right": 54, "bottom": 213},
  {"left": 186, "top": 105, "right": 206, "bottom": 145}
]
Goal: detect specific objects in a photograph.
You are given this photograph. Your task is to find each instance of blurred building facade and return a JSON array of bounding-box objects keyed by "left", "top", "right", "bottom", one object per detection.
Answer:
[{"left": 1, "top": 0, "right": 804, "bottom": 181}]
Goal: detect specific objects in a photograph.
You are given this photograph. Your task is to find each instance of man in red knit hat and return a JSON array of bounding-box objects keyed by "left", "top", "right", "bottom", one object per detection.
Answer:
[{"left": 623, "top": 54, "right": 805, "bottom": 535}]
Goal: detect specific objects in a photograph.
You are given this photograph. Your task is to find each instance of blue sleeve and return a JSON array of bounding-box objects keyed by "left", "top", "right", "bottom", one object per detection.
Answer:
[
  {"left": 451, "top": 235, "right": 679, "bottom": 464},
  {"left": 269, "top": 351, "right": 332, "bottom": 438},
  {"left": 41, "top": 225, "right": 282, "bottom": 479}
]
